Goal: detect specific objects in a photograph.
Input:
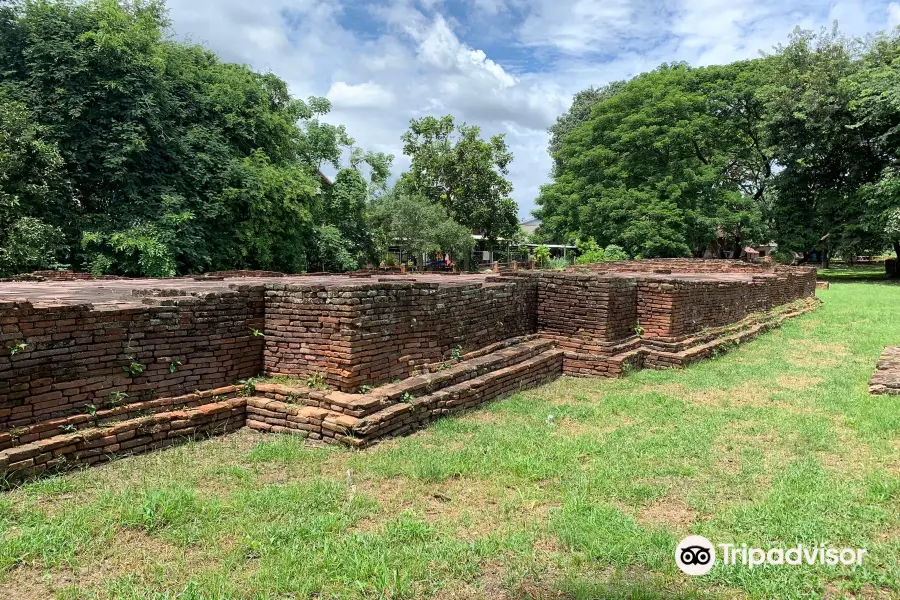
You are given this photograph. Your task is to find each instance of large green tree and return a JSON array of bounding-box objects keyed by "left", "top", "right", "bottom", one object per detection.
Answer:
[
  {"left": 0, "top": 0, "right": 387, "bottom": 276},
  {"left": 368, "top": 188, "right": 474, "bottom": 265},
  {"left": 399, "top": 115, "right": 519, "bottom": 245},
  {"left": 760, "top": 27, "right": 887, "bottom": 265},
  {"left": 537, "top": 61, "right": 771, "bottom": 258}
]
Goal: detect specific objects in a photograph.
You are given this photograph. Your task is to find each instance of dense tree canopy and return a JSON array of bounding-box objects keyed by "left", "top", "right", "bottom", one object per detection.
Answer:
[
  {"left": 399, "top": 116, "right": 519, "bottom": 245},
  {"left": 537, "top": 26, "right": 900, "bottom": 264},
  {"left": 0, "top": 0, "right": 396, "bottom": 276}
]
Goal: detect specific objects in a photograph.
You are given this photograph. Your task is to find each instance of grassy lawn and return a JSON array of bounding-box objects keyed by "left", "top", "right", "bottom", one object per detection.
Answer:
[
  {"left": 817, "top": 264, "right": 894, "bottom": 282},
  {"left": 1, "top": 284, "right": 899, "bottom": 600}
]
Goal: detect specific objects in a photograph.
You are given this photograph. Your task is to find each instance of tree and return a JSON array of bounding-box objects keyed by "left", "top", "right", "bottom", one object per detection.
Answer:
[
  {"left": 0, "top": 97, "right": 70, "bottom": 275},
  {"left": 536, "top": 62, "right": 771, "bottom": 258},
  {"left": 847, "top": 33, "right": 900, "bottom": 264},
  {"left": 399, "top": 116, "right": 519, "bottom": 246},
  {"left": 368, "top": 189, "right": 474, "bottom": 265},
  {"left": 548, "top": 82, "right": 625, "bottom": 175}
]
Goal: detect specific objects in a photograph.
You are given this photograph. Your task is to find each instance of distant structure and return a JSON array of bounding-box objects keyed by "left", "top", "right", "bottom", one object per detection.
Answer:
[{"left": 520, "top": 217, "right": 541, "bottom": 236}]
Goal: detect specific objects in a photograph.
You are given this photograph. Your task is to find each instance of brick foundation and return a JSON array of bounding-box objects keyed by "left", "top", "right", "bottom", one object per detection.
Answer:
[
  {"left": 870, "top": 347, "right": 900, "bottom": 395},
  {"left": 0, "top": 260, "right": 820, "bottom": 481}
]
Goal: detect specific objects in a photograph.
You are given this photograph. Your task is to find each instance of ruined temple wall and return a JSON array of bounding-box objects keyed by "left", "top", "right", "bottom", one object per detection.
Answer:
[
  {"left": 264, "top": 278, "right": 537, "bottom": 391},
  {"left": 0, "top": 291, "right": 264, "bottom": 430},
  {"left": 536, "top": 273, "right": 638, "bottom": 352},
  {"left": 637, "top": 270, "right": 816, "bottom": 339}
]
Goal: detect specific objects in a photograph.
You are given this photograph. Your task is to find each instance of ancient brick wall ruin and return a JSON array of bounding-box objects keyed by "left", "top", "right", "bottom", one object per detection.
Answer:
[
  {"left": 0, "top": 261, "right": 820, "bottom": 480},
  {"left": 0, "top": 290, "right": 264, "bottom": 429},
  {"left": 264, "top": 278, "right": 536, "bottom": 390}
]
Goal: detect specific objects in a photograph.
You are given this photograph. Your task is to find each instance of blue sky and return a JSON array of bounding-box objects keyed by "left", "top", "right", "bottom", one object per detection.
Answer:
[{"left": 164, "top": 0, "right": 900, "bottom": 218}]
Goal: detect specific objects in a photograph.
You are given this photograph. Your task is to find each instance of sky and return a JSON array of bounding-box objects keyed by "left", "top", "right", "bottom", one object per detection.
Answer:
[{"left": 164, "top": 0, "right": 900, "bottom": 219}]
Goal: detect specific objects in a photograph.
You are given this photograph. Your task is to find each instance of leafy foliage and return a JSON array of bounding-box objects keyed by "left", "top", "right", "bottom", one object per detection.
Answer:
[
  {"left": 0, "top": 0, "right": 391, "bottom": 276},
  {"left": 574, "top": 239, "right": 629, "bottom": 264},
  {"left": 538, "top": 62, "right": 771, "bottom": 258},
  {"left": 399, "top": 116, "right": 518, "bottom": 245},
  {"left": 538, "top": 26, "right": 900, "bottom": 263},
  {"left": 368, "top": 188, "right": 474, "bottom": 265}
]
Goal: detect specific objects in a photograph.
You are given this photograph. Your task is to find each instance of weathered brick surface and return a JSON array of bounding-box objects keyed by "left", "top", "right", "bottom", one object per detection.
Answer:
[
  {"left": 0, "top": 291, "right": 264, "bottom": 429},
  {"left": 0, "top": 259, "right": 822, "bottom": 479},
  {"left": 870, "top": 346, "right": 900, "bottom": 395},
  {"left": 0, "top": 398, "right": 245, "bottom": 481},
  {"left": 264, "top": 278, "right": 537, "bottom": 390}
]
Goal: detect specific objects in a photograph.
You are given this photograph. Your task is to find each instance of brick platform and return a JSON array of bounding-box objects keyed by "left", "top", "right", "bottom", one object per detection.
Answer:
[
  {"left": 0, "top": 261, "right": 820, "bottom": 481},
  {"left": 870, "top": 347, "right": 900, "bottom": 395}
]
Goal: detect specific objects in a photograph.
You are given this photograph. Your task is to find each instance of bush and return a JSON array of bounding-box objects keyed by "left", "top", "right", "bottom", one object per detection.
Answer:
[
  {"left": 771, "top": 250, "right": 796, "bottom": 265},
  {"left": 0, "top": 217, "right": 66, "bottom": 276},
  {"left": 574, "top": 238, "right": 629, "bottom": 264},
  {"left": 548, "top": 257, "right": 570, "bottom": 270},
  {"left": 533, "top": 245, "right": 551, "bottom": 267}
]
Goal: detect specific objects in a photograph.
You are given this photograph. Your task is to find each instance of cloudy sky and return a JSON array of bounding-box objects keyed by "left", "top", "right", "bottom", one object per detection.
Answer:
[{"left": 165, "top": 0, "right": 900, "bottom": 219}]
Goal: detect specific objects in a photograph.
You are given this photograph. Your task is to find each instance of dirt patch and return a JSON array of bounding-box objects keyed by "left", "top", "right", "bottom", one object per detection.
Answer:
[
  {"left": 635, "top": 495, "right": 698, "bottom": 530},
  {"left": 349, "top": 475, "right": 555, "bottom": 543},
  {"left": 431, "top": 558, "right": 565, "bottom": 600},
  {"left": 784, "top": 340, "right": 848, "bottom": 368},
  {"left": 687, "top": 383, "right": 780, "bottom": 408},
  {"left": 776, "top": 375, "right": 824, "bottom": 390},
  {"left": 0, "top": 530, "right": 193, "bottom": 600}
]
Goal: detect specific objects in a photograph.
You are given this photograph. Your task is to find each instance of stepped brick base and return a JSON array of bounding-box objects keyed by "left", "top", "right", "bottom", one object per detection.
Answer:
[
  {"left": 0, "top": 398, "right": 245, "bottom": 482},
  {"left": 870, "top": 347, "right": 900, "bottom": 395},
  {"left": 560, "top": 298, "right": 821, "bottom": 378},
  {"left": 0, "top": 260, "right": 821, "bottom": 482}
]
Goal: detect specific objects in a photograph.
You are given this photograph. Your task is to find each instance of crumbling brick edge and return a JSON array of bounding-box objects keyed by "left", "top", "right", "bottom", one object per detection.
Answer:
[{"left": 870, "top": 346, "right": 900, "bottom": 395}]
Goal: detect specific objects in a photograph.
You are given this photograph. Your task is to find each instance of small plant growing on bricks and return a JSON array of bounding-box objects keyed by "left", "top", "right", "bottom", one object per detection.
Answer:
[
  {"left": 306, "top": 372, "right": 328, "bottom": 390},
  {"left": 239, "top": 378, "right": 258, "bottom": 396},
  {"left": 123, "top": 361, "right": 146, "bottom": 377},
  {"left": 8, "top": 341, "right": 27, "bottom": 356},
  {"left": 107, "top": 391, "right": 129, "bottom": 408}
]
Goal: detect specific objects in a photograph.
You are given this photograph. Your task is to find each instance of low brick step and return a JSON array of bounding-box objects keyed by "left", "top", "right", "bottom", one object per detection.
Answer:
[
  {"left": 255, "top": 337, "right": 557, "bottom": 419},
  {"left": 244, "top": 397, "right": 361, "bottom": 447},
  {"left": 0, "top": 386, "right": 240, "bottom": 452},
  {"left": 0, "top": 398, "right": 246, "bottom": 482},
  {"left": 417, "top": 334, "right": 543, "bottom": 373},
  {"left": 351, "top": 348, "right": 563, "bottom": 442}
]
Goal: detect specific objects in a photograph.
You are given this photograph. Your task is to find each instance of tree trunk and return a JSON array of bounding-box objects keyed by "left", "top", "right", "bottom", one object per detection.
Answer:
[{"left": 890, "top": 241, "right": 900, "bottom": 278}]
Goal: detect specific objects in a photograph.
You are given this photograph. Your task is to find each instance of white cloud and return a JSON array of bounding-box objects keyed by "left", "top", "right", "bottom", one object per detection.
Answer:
[
  {"left": 888, "top": 2, "right": 900, "bottom": 28},
  {"left": 327, "top": 81, "right": 397, "bottom": 109},
  {"left": 164, "top": 0, "right": 898, "bottom": 219}
]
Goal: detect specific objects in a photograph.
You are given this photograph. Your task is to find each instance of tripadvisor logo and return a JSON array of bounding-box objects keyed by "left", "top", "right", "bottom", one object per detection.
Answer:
[
  {"left": 675, "top": 536, "right": 868, "bottom": 576},
  {"left": 676, "top": 536, "right": 716, "bottom": 576}
]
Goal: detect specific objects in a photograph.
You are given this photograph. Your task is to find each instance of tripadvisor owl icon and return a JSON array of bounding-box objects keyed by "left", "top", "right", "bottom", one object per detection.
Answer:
[{"left": 676, "top": 535, "right": 716, "bottom": 576}]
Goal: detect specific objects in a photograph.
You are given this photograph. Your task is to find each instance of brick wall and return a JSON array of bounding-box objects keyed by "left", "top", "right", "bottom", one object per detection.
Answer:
[
  {"left": 636, "top": 271, "right": 816, "bottom": 340},
  {"left": 264, "top": 278, "right": 537, "bottom": 390},
  {"left": 535, "top": 273, "right": 638, "bottom": 353},
  {"left": 0, "top": 261, "right": 817, "bottom": 432},
  {"left": 0, "top": 291, "right": 264, "bottom": 430}
]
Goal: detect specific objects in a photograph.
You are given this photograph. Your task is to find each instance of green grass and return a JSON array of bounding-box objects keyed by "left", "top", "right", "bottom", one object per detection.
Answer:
[
  {"left": 1, "top": 283, "right": 899, "bottom": 599},
  {"left": 817, "top": 264, "right": 894, "bottom": 282}
]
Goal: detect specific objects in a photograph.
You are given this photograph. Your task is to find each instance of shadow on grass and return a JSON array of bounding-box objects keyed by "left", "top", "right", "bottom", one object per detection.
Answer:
[{"left": 816, "top": 265, "right": 898, "bottom": 284}]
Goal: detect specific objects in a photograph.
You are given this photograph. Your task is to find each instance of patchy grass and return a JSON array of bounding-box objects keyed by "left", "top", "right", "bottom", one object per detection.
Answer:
[{"left": 1, "top": 283, "right": 899, "bottom": 599}]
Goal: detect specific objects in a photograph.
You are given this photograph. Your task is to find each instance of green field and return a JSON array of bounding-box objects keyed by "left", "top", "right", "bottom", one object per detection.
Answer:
[{"left": 1, "top": 283, "right": 898, "bottom": 600}]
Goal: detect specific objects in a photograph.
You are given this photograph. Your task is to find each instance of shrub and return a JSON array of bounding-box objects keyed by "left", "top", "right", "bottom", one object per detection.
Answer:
[{"left": 574, "top": 238, "right": 629, "bottom": 264}]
